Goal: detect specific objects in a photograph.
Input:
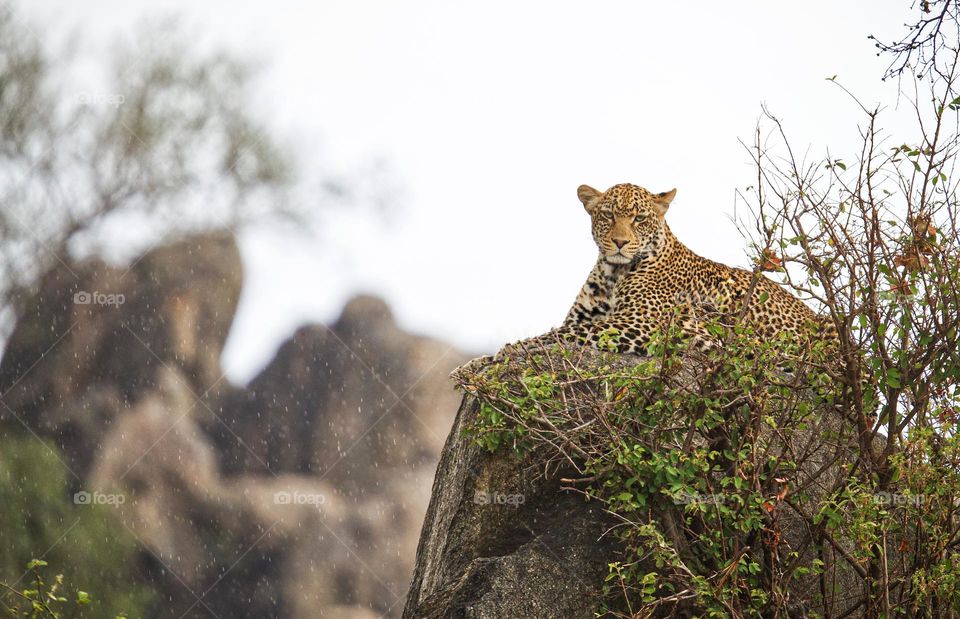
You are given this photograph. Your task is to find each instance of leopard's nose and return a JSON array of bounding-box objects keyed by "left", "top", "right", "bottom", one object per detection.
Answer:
[{"left": 612, "top": 239, "right": 629, "bottom": 249}]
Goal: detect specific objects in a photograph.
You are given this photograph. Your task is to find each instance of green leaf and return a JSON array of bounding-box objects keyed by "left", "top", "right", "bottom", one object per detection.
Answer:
[{"left": 886, "top": 368, "right": 902, "bottom": 389}]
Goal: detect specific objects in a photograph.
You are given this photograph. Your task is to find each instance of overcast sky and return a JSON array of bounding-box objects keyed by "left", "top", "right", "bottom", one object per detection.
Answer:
[{"left": 21, "top": 1, "right": 914, "bottom": 382}]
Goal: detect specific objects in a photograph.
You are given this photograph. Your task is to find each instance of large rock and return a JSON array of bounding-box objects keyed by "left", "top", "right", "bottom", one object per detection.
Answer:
[
  {"left": 0, "top": 232, "right": 242, "bottom": 476},
  {"left": 403, "top": 396, "right": 620, "bottom": 619},
  {"left": 215, "top": 295, "right": 461, "bottom": 486},
  {"left": 87, "top": 361, "right": 431, "bottom": 617},
  {"left": 404, "top": 345, "right": 900, "bottom": 618}
]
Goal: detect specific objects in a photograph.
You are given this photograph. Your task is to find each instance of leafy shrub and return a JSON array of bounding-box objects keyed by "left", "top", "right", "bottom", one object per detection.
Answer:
[{"left": 0, "top": 437, "right": 154, "bottom": 618}]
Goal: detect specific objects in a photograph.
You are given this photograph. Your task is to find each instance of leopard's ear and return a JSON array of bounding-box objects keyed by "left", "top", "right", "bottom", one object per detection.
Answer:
[
  {"left": 653, "top": 188, "right": 676, "bottom": 216},
  {"left": 577, "top": 184, "right": 601, "bottom": 212}
]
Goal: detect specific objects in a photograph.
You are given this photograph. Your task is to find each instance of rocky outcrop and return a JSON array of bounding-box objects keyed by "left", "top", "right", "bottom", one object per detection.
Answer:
[
  {"left": 403, "top": 397, "right": 620, "bottom": 619},
  {"left": 404, "top": 347, "right": 899, "bottom": 618},
  {"left": 0, "top": 233, "right": 469, "bottom": 618},
  {"left": 0, "top": 233, "right": 242, "bottom": 475},
  {"left": 215, "top": 295, "right": 460, "bottom": 483}
]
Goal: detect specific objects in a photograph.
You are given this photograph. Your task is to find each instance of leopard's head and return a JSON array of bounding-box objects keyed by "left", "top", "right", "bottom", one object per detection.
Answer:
[{"left": 577, "top": 182, "right": 676, "bottom": 264}]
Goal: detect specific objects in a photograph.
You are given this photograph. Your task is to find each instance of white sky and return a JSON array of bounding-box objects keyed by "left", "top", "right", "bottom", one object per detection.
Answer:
[{"left": 21, "top": 1, "right": 914, "bottom": 382}]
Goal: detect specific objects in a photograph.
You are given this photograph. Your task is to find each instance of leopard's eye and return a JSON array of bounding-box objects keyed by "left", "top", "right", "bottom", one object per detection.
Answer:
[{"left": 633, "top": 215, "right": 645, "bottom": 224}]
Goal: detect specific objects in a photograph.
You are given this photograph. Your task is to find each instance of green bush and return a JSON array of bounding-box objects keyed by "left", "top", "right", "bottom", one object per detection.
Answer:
[
  {"left": 458, "top": 314, "right": 960, "bottom": 616},
  {"left": 0, "top": 436, "right": 154, "bottom": 618}
]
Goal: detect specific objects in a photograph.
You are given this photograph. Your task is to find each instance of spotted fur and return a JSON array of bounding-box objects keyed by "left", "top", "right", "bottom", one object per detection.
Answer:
[{"left": 556, "top": 182, "right": 835, "bottom": 354}]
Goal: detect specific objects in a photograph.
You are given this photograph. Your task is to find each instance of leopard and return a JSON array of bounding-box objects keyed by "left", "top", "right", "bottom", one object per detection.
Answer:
[
  {"left": 548, "top": 182, "right": 837, "bottom": 356},
  {"left": 451, "top": 182, "right": 839, "bottom": 386}
]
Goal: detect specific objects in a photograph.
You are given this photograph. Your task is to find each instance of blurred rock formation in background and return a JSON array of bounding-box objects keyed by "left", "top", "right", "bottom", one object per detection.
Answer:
[{"left": 0, "top": 232, "right": 467, "bottom": 618}]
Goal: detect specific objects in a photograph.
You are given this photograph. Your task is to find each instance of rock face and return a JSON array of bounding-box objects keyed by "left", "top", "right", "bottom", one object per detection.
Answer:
[
  {"left": 0, "top": 233, "right": 243, "bottom": 476},
  {"left": 403, "top": 397, "right": 620, "bottom": 619},
  {"left": 216, "top": 295, "right": 458, "bottom": 483},
  {"left": 0, "top": 233, "right": 469, "bottom": 618},
  {"left": 405, "top": 348, "right": 898, "bottom": 618}
]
